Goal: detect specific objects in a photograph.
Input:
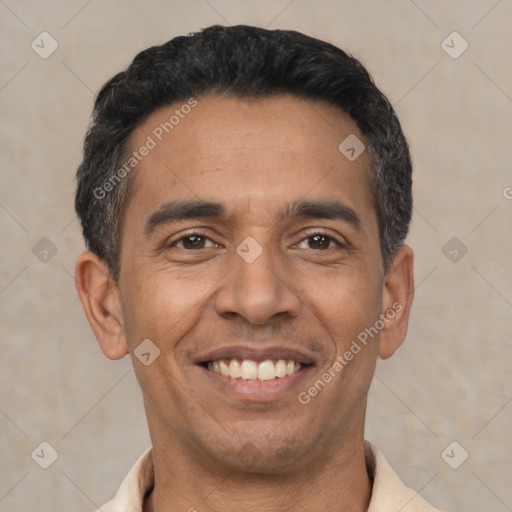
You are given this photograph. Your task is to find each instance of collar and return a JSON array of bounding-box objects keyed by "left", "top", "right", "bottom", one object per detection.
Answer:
[{"left": 98, "top": 441, "right": 441, "bottom": 512}]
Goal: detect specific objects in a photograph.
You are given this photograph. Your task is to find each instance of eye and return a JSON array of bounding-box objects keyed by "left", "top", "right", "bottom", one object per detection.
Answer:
[
  {"left": 166, "top": 230, "right": 343, "bottom": 251},
  {"left": 169, "top": 231, "right": 218, "bottom": 250},
  {"left": 297, "top": 232, "right": 342, "bottom": 250}
]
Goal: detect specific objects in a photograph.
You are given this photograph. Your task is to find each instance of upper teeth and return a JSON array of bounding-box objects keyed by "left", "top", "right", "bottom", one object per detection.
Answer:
[{"left": 207, "top": 359, "right": 301, "bottom": 381}]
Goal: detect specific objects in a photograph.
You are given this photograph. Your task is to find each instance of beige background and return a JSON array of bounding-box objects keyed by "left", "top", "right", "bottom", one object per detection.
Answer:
[{"left": 1, "top": 1, "right": 511, "bottom": 511}]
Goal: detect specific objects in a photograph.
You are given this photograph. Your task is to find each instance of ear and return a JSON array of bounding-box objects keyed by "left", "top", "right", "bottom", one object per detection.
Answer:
[
  {"left": 378, "top": 245, "right": 414, "bottom": 360},
  {"left": 75, "top": 251, "right": 128, "bottom": 360}
]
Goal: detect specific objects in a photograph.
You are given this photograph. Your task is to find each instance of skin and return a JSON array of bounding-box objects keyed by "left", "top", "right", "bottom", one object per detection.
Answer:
[{"left": 76, "top": 94, "right": 414, "bottom": 512}]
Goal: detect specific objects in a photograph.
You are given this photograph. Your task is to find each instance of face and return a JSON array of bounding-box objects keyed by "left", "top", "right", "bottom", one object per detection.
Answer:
[{"left": 84, "top": 94, "right": 412, "bottom": 473}]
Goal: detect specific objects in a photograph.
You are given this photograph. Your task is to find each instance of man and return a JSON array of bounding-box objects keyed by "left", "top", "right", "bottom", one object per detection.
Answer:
[{"left": 74, "top": 24, "right": 442, "bottom": 512}]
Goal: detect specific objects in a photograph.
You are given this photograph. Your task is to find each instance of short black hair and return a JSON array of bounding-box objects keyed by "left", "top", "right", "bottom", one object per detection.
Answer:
[{"left": 75, "top": 24, "right": 412, "bottom": 282}]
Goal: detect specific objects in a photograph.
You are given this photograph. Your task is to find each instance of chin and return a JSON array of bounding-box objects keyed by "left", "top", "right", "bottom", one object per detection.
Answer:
[{"left": 201, "top": 428, "right": 316, "bottom": 474}]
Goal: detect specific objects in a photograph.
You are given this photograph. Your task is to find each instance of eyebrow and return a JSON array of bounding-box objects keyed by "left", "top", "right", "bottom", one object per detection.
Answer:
[{"left": 144, "top": 199, "right": 361, "bottom": 236}]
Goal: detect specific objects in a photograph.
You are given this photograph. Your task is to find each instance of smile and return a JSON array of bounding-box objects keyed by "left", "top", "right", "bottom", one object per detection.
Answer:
[
  {"left": 195, "top": 346, "right": 316, "bottom": 401},
  {"left": 205, "top": 359, "right": 303, "bottom": 381}
]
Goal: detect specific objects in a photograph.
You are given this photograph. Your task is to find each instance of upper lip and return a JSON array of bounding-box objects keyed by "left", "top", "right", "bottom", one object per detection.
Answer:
[{"left": 194, "top": 346, "right": 317, "bottom": 365}]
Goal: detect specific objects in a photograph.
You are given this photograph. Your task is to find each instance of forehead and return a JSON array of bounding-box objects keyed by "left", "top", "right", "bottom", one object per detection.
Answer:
[{"left": 126, "top": 94, "right": 375, "bottom": 227}]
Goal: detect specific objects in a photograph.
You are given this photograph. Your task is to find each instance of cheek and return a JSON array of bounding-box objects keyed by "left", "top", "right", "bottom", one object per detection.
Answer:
[
  {"left": 120, "top": 267, "right": 217, "bottom": 349},
  {"left": 120, "top": 270, "right": 213, "bottom": 410},
  {"left": 303, "top": 268, "right": 383, "bottom": 350}
]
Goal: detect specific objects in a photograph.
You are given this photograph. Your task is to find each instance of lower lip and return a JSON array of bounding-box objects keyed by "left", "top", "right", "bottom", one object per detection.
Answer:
[{"left": 198, "top": 365, "right": 314, "bottom": 402}]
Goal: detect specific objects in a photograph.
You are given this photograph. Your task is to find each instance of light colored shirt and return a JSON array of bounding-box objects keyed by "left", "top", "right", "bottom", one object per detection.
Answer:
[{"left": 95, "top": 442, "right": 442, "bottom": 511}]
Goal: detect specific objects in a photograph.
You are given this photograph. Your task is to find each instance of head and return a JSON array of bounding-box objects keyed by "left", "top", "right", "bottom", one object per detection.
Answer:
[{"left": 75, "top": 25, "right": 414, "bottom": 473}]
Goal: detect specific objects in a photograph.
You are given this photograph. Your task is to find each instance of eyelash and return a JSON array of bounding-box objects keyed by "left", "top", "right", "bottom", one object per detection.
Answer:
[
  {"left": 166, "top": 230, "right": 344, "bottom": 250},
  {"left": 166, "top": 230, "right": 212, "bottom": 249}
]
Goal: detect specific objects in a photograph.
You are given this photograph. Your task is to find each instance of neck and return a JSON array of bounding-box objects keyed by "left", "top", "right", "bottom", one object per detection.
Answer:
[{"left": 143, "top": 428, "right": 372, "bottom": 512}]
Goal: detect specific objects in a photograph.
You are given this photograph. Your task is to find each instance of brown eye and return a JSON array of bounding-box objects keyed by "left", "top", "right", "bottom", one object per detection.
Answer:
[
  {"left": 169, "top": 232, "right": 217, "bottom": 250},
  {"left": 181, "top": 235, "right": 206, "bottom": 249},
  {"left": 309, "top": 235, "right": 331, "bottom": 250}
]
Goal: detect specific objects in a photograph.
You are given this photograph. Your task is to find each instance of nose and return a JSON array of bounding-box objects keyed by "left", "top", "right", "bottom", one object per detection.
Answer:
[{"left": 214, "top": 244, "right": 301, "bottom": 325}]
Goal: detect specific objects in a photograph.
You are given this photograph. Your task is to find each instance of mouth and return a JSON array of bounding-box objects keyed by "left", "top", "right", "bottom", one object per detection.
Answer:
[
  {"left": 195, "top": 347, "right": 316, "bottom": 401},
  {"left": 200, "top": 358, "right": 308, "bottom": 381}
]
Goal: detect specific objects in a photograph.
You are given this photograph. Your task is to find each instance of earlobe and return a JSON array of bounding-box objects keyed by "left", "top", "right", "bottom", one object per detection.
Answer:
[
  {"left": 75, "top": 252, "right": 129, "bottom": 360},
  {"left": 378, "top": 245, "right": 414, "bottom": 360}
]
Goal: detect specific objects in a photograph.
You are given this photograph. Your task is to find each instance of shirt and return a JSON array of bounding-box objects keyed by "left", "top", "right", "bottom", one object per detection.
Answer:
[{"left": 95, "top": 442, "right": 442, "bottom": 512}]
